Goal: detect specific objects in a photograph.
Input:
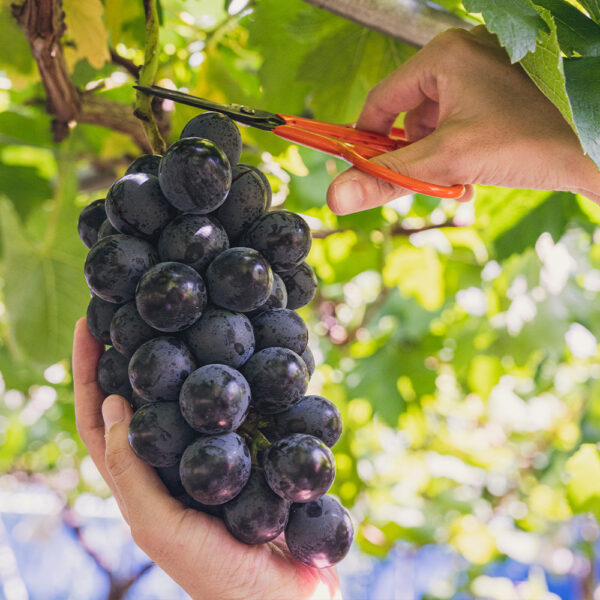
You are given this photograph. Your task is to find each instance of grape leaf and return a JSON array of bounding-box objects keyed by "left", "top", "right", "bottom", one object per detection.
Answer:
[
  {"left": 104, "top": 0, "right": 144, "bottom": 45},
  {"left": 463, "top": 0, "right": 549, "bottom": 61},
  {"left": 578, "top": 0, "right": 600, "bottom": 22},
  {"left": 0, "top": 157, "right": 89, "bottom": 366},
  {"left": 63, "top": 0, "right": 110, "bottom": 71},
  {"left": 564, "top": 56, "right": 600, "bottom": 169},
  {"left": 533, "top": 0, "right": 600, "bottom": 56},
  {"left": 518, "top": 5, "right": 574, "bottom": 136}
]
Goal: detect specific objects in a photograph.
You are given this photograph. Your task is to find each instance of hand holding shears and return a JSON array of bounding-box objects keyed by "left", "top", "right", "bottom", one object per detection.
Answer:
[{"left": 135, "top": 85, "right": 466, "bottom": 200}]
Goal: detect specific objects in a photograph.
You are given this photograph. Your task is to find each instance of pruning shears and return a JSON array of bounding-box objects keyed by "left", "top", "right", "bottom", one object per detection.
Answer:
[{"left": 134, "top": 85, "right": 466, "bottom": 199}]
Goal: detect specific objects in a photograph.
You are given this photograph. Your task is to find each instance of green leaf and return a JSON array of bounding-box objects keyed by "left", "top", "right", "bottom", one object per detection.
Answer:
[
  {"left": 564, "top": 56, "right": 600, "bottom": 169},
  {"left": 579, "top": 0, "right": 600, "bottom": 22},
  {"left": 566, "top": 444, "right": 600, "bottom": 519},
  {"left": 533, "top": 0, "right": 600, "bottom": 56},
  {"left": 0, "top": 8, "right": 35, "bottom": 76},
  {"left": 520, "top": 6, "right": 576, "bottom": 131},
  {"left": 298, "top": 22, "right": 415, "bottom": 123},
  {"left": 0, "top": 149, "right": 89, "bottom": 366},
  {"left": 492, "top": 191, "right": 575, "bottom": 259},
  {"left": 0, "top": 164, "right": 53, "bottom": 221},
  {"left": 463, "top": 0, "right": 549, "bottom": 61}
]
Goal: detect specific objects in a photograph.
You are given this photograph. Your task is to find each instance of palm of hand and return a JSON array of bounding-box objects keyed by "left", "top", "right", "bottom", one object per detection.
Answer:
[{"left": 73, "top": 318, "right": 339, "bottom": 600}]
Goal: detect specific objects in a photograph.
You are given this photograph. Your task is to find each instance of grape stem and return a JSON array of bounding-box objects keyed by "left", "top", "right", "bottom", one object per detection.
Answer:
[{"left": 134, "top": 0, "right": 166, "bottom": 154}]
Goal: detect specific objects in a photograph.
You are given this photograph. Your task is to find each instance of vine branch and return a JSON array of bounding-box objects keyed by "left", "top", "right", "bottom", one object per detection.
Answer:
[
  {"left": 312, "top": 220, "right": 456, "bottom": 238},
  {"left": 12, "top": 0, "right": 158, "bottom": 153},
  {"left": 134, "top": 0, "right": 166, "bottom": 154}
]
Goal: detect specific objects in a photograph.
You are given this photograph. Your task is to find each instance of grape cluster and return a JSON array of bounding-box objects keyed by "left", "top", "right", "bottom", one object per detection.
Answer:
[{"left": 78, "top": 113, "right": 352, "bottom": 568}]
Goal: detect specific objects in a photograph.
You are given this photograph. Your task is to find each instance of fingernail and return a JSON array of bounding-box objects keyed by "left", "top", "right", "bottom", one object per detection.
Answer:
[
  {"left": 332, "top": 178, "right": 364, "bottom": 215},
  {"left": 102, "top": 396, "right": 124, "bottom": 432}
]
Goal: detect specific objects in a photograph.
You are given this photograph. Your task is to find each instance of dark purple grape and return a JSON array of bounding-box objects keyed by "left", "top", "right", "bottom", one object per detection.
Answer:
[
  {"left": 87, "top": 295, "right": 121, "bottom": 345},
  {"left": 184, "top": 307, "right": 254, "bottom": 369},
  {"left": 263, "top": 434, "right": 335, "bottom": 503},
  {"left": 285, "top": 495, "right": 353, "bottom": 568},
  {"left": 78, "top": 199, "right": 106, "bottom": 248},
  {"left": 244, "top": 210, "right": 311, "bottom": 272},
  {"left": 84, "top": 234, "right": 158, "bottom": 304},
  {"left": 251, "top": 308, "right": 308, "bottom": 355},
  {"left": 97, "top": 347, "right": 132, "bottom": 398},
  {"left": 246, "top": 273, "right": 287, "bottom": 318},
  {"left": 135, "top": 262, "right": 207, "bottom": 332},
  {"left": 158, "top": 137, "right": 231, "bottom": 214},
  {"left": 223, "top": 468, "right": 290, "bottom": 545},
  {"left": 281, "top": 262, "right": 317, "bottom": 309},
  {"left": 214, "top": 166, "right": 268, "bottom": 241},
  {"left": 158, "top": 214, "right": 229, "bottom": 274},
  {"left": 274, "top": 396, "right": 342, "bottom": 447},
  {"left": 97, "top": 219, "right": 120, "bottom": 240},
  {"left": 241, "top": 347, "right": 308, "bottom": 414},
  {"left": 109, "top": 301, "right": 160, "bottom": 358},
  {"left": 128, "top": 337, "right": 197, "bottom": 403},
  {"left": 125, "top": 154, "right": 162, "bottom": 177},
  {"left": 128, "top": 402, "right": 196, "bottom": 467},
  {"left": 180, "top": 432, "right": 251, "bottom": 505},
  {"left": 180, "top": 113, "right": 242, "bottom": 166},
  {"left": 130, "top": 390, "right": 149, "bottom": 412},
  {"left": 242, "top": 165, "right": 272, "bottom": 209},
  {"left": 179, "top": 365, "right": 250, "bottom": 434},
  {"left": 105, "top": 173, "right": 176, "bottom": 241},
  {"left": 156, "top": 463, "right": 185, "bottom": 496},
  {"left": 205, "top": 247, "right": 273, "bottom": 312},
  {"left": 301, "top": 346, "right": 315, "bottom": 377}
]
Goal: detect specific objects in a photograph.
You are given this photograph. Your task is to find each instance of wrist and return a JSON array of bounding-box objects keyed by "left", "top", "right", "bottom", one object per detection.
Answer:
[{"left": 570, "top": 153, "right": 600, "bottom": 205}]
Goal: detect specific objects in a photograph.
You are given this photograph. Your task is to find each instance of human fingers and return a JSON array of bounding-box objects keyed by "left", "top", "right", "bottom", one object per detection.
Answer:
[
  {"left": 403, "top": 98, "right": 439, "bottom": 142},
  {"left": 73, "top": 317, "right": 112, "bottom": 483},
  {"left": 327, "top": 125, "right": 470, "bottom": 215}
]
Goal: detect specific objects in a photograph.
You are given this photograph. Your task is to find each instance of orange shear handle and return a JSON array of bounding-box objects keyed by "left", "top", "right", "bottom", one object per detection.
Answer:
[{"left": 274, "top": 115, "right": 465, "bottom": 199}]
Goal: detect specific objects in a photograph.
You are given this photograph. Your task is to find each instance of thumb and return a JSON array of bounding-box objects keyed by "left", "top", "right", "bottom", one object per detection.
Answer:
[
  {"left": 102, "top": 395, "right": 181, "bottom": 531},
  {"left": 327, "top": 129, "right": 473, "bottom": 215}
]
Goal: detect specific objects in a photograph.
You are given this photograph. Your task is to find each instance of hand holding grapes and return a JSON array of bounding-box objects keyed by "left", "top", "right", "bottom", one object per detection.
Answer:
[
  {"left": 327, "top": 27, "right": 600, "bottom": 214},
  {"left": 73, "top": 318, "right": 341, "bottom": 600}
]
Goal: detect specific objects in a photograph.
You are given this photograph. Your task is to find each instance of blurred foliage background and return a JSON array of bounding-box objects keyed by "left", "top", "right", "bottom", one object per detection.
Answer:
[{"left": 2, "top": 0, "right": 600, "bottom": 598}]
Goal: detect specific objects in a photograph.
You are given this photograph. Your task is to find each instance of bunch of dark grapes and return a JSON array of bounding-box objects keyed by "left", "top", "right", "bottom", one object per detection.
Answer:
[{"left": 78, "top": 112, "right": 353, "bottom": 568}]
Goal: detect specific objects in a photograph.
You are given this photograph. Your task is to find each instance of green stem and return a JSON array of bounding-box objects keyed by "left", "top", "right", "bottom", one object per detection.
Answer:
[{"left": 134, "top": 0, "right": 166, "bottom": 154}]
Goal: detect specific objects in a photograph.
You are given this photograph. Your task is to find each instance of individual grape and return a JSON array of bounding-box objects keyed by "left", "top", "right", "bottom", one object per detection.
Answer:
[
  {"left": 301, "top": 346, "right": 315, "bottom": 377},
  {"left": 105, "top": 173, "right": 176, "bottom": 241},
  {"left": 179, "top": 364, "right": 250, "bottom": 434},
  {"left": 242, "top": 165, "right": 272, "bottom": 209},
  {"left": 109, "top": 301, "right": 160, "bottom": 358},
  {"left": 125, "top": 154, "right": 162, "bottom": 177},
  {"left": 251, "top": 308, "right": 308, "bottom": 355},
  {"left": 97, "top": 347, "right": 132, "bottom": 398},
  {"left": 78, "top": 199, "right": 106, "bottom": 248},
  {"left": 129, "top": 337, "right": 197, "bottom": 403},
  {"left": 180, "top": 432, "right": 251, "bottom": 505},
  {"left": 263, "top": 434, "right": 335, "bottom": 503},
  {"left": 244, "top": 210, "right": 311, "bottom": 272},
  {"left": 97, "top": 219, "right": 120, "bottom": 240},
  {"left": 246, "top": 272, "right": 287, "bottom": 318},
  {"left": 281, "top": 262, "right": 317, "bottom": 309},
  {"left": 285, "top": 495, "right": 353, "bottom": 568},
  {"left": 130, "top": 390, "right": 149, "bottom": 412},
  {"left": 274, "top": 396, "right": 342, "bottom": 447},
  {"left": 158, "top": 137, "right": 231, "bottom": 214},
  {"left": 128, "top": 402, "right": 196, "bottom": 467},
  {"left": 223, "top": 468, "right": 290, "bottom": 545},
  {"left": 185, "top": 307, "right": 254, "bottom": 369},
  {"left": 241, "top": 347, "right": 308, "bottom": 414},
  {"left": 158, "top": 214, "right": 229, "bottom": 274},
  {"left": 84, "top": 234, "right": 158, "bottom": 304},
  {"left": 86, "top": 295, "right": 121, "bottom": 345},
  {"left": 214, "top": 166, "right": 268, "bottom": 241},
  {"left": 156, "top": 463, "right": 185, "bottom": 497},
  {"left": 180, "top": 112, "right": 242, "bottom": 167},
  {"left": 135, "top": 262, "right": 207, "bottom": 332},
  {"left": 205, "top": 247, "right": 273, "bottom": 312}
]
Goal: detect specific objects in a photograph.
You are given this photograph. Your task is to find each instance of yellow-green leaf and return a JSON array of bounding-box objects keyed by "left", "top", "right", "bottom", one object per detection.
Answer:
[{"left": 566, "top": 444, "right": 600, "bottom": 519}]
